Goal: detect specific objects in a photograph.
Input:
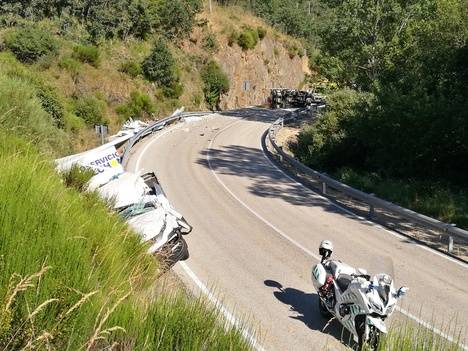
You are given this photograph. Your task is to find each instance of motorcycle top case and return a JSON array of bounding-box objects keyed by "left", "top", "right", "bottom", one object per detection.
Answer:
[{"left": 311, "top": 264, "right": 327, "bottom": 289}]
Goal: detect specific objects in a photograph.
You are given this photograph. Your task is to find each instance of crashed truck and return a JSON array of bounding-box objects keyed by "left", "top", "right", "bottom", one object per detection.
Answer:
[
  {"left": 270, "top": 88, "right": 325, "bottom": 109},
  {"left": 55, "top": 119, "right": 192, "bottom": 269}
]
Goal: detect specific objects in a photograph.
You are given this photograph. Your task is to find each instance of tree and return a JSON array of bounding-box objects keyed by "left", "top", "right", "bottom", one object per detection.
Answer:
[
  {"left": 142, "top": 39, "right": 179, "bottom": 87},
  {"left": 201, "top": 60, "right": 229, "bottom": 110}
]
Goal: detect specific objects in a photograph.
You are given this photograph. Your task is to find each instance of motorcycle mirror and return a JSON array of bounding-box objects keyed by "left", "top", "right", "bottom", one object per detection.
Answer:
[{"left": 397, "top": 286, "right": 409, "bottom": 298}]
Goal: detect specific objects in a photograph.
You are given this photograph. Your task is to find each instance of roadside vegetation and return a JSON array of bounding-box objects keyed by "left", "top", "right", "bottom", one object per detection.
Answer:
[{"left": 216, "top": 0, "right": 468, "bottom": 230}]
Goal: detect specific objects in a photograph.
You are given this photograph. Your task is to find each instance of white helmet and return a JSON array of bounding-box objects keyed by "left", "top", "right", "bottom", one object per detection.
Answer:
[{"left": 319, "top": 240, "right": 333, "bottom": 261}]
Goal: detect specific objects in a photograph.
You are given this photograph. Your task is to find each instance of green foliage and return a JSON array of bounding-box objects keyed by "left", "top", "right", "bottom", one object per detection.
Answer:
[
  {"left": 237, "top": 27, "right": 259, "bottom": 50},
  {"left": 160, "top": 0, "right": 202, "bottom": 40},
  {"left": 0, "top": 71, "right": 68, "bottom": 154},
  {"left": 257, "top": 26, "right": 267, "bottom": 40},
  {"left": 116, "top": 90, "right": 155, "bottom": 120},
  {"left": 292, "top": 89, "right": 374, "bottom": 170},
  {"left": 62, "top": 164, "right": 95, "bottom": 192},
  {"left": 119, "top": 60, "right": 142, "bottom": 77},
  {"left": 142, "top": 39, "right": 179, "bottom": 87},
  {"left": 72, "top": 44, "right": 100, "bottom": 67},
  {"left": 0, "top": 135, "right": 252, "bottom": 349},
  {"left": 57, "top": 56, "right": 81, "bottom": 76},
  {"left": 36, "top": 85, "right": 65, "bottom": 128},
  {"left": 227, "top": 29, "right": 239, "bottom": 47},
  {"left": 201, "top": 60, "right": 229, "bottom": 110},
  {"left": 202, "top": 31, "right": 219, "bottom": 52},
  {"left": 73, "top": 95, "right": 107, "bottom": 126},
  {"left": 4, "top": 26, "right": 58, "bottom": 63}
]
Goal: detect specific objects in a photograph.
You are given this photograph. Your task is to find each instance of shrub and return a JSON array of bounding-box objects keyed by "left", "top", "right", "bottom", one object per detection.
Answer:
[
  {"left": 257, "top": 26, "right": 267, "bottom": 40},
  {"left": 62, "top": 164, "right": 95, "bottom": 192},
  {"left": 119, "top": 60, "right": 142, "bottom": 77},
  {"left": 162, "top": 82, "right": 184, "bottom": 99},
  {"left": 160, "top": 0, "right": 202, "bottom": 40},
  {"left": 0, "top": 72, "right": 68, "bottom": 154},
  {"left": 202, "top": 31, "right": 219, "bottom": 52},
  {"left": 36, "top": 85, "right": 65, "bottom": 128},
  {"left": 58, "top": 56, "right": 81, "bottom": 72},
  {"left": 116, "top": 90, "right": 155, "bottom": 120},
  {"left": 142, "top": 39, "right": 179, "bottom": 87},
  {"left": 201, "top": 60, "right": 229, "bottom": 110},
  {"left": 227, "top": 30, "right": 239, "bottom": 47},
  {"left": 4, "top": 26, "right": 58, "bottom": 63},
  {"left": 73, "top": 95, "right": 107, "bottom": 126},
  {"left": 237, "top": 28, "right": 258, "bottom": 50},
  {"left": 72, "top": 45, "right": 100, "bottom": 67}
]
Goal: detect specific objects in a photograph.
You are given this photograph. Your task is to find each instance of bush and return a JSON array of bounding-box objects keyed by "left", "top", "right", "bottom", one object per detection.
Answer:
[
  {"left": 142, "top": 39, "right": 179, "bottom": 87},
  {"left": 73, "top": 95, "right": 107, "bottom": 126},
  {"left": 119, "top": 60, "right": 142, "bottom": 77},
  {"left": 62, "top": 164, "right": 95, "bottom": 192},
  {"left": 227, "top": 30, "right": 239, "bottom": 47},
  {"left": 257, "top": 26, "right": 267, "bottom": 40},
  {"left": 116, "top": 90, "right": 155, "bottom": 120},
  {"left": 4, "top": 26, "right": 58, "bottom": 63},
  {"left": 237, "top": 28, "right": 258, "bottom": 50},
  {"left": 201, "top": 60, "right": 229, "bottom": 110},
  {"left": 0, "top": 72, "right": 68, "bottom": 154},
  {"left": 72, "top": 45, "right": 100, "bottom": 67},
  {"left": 160, "top": 0, "right": 202, "bottom": 40},
  {"left": 162, "top": 82, "right": 184, "bottom": 99},
  {"left": 202, "top": 31, "right": 219, "bottom": 52},
  {"left": 36, "top": 85, "right": 65, "bottom": 128}
]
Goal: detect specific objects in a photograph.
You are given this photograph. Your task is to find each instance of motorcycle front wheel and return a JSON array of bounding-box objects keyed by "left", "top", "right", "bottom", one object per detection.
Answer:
[
  {"left": 358, "top": 325, "right": 380, "bottom": 351},
  {"left": 318, "top": 298, "right": 332, "bottom": 318}
]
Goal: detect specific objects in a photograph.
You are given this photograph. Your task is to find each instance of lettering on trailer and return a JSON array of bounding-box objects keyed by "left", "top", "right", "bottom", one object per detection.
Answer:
[{"left": 81, "top": 146, "right": 123, "bottom": 175}]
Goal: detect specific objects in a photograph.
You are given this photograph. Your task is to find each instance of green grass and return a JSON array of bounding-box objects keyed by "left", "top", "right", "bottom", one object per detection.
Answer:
[
  {"left": 373, "top": 318, "right": 465, "bottom": 351},
  {"left": 0, "top": 133, "right": 253, "bottom": 350},
  {"left": 334, "top": 168, "right": 468, "bottom": 231}
]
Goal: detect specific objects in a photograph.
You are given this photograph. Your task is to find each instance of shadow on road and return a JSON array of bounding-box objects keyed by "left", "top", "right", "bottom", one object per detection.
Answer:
[
  {"left": 264, "top": 279, "right": 357, "bottom": 350},
  {"left": 197, "top": 144, "right": 353, "bottom": 217},
  {"left": 220, "top": 107, "right": 292, "bottom": 123}
]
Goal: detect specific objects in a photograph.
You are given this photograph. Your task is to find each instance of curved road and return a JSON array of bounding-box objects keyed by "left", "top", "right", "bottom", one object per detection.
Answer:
[{"left": 128, "top": 109, "right": 468, "bottom": 351}]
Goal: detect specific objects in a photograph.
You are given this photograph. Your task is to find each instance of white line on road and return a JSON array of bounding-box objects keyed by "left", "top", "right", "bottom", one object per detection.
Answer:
[
  {"left": 179, "top": 262, "right": 267, "bottom": 351},
  {"left": 207, "top": 119, "right": 466, "bottom": 349},
  {"left": 260, "top": 133, "right": 468, "bottom": 269}
]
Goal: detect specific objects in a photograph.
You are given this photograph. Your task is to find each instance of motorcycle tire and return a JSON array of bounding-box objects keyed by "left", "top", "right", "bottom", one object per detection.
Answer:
[{"left": 318, "top": 298, "right": 332, "bottom": 318}]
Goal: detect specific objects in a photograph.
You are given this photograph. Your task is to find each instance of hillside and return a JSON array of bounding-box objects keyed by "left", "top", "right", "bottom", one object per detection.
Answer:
[
  {"left": 0, "top": 1, "right": 314, "bottom": 349},
  {"left": 0, "top": 3, "right": 309, "bottom": 154}
]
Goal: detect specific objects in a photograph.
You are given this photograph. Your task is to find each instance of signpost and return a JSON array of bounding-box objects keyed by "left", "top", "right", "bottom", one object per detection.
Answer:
[{"left": 95, "top": 125, "right": 108, "bottom": 145}]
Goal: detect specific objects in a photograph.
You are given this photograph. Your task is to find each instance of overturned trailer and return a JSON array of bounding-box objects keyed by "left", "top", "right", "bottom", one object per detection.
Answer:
[
  {"left": 87, "top": 171, "right": 191, "bottom": 269},
  {"left": 270, "top": 88, "right": 325, "bottom": 109}
]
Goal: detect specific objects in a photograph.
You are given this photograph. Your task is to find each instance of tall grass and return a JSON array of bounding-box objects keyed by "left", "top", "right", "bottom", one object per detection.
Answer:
[
  {"left": 0, "top": 133, "right": 252, "bottom": 350},
  {"left": 373, "top": 318, "right": 465, "bottom": 351},
  {"left": 335, "top": 168, "right": 468, "bottom": 230}
]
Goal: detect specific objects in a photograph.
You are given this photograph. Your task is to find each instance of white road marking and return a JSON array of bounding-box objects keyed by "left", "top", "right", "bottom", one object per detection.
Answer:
[
  {"left": 179, "top": 262, "right": 267, "bottom": 351},
  {"left": 207, "top": 118, "right": 466, "bottom": 349},
  {"left": 133, "top": 117, "right": 267, "bottom": 351},
  {"left": 134, "top": 115, "right": 466, "bottom": 350},
  {"left": 207, "top": 120, "right": 321, "bottom": 262},
  {"left": 260, "top": 128, "right": 468, "bottom": 269}
]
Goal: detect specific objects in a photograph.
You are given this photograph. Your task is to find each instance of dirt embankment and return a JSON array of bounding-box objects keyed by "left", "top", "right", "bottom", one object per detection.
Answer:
[
  {"left": 216, "top": 36, "right": 310, "bottom": 109},
  {"left": 184, "top": 6, "right": 311, "bottom": 110}
]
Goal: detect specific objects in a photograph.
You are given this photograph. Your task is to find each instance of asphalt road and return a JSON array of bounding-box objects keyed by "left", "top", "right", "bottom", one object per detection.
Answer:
[{"left": 127, "top": 109, "right": 468, "bottom": 351}]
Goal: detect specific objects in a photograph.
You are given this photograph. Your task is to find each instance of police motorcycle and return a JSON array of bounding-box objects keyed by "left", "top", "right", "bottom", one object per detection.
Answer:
[{"left": 311, "top": 240, "right": 408, "bottom": 350}]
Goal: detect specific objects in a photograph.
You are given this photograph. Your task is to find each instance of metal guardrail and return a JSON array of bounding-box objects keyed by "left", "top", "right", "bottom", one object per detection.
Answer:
[
  {"left": 121, "top": 110, "right": 212, "bottom": 165},
  {"left": 265, "top": 110, "right": 468, "bottom": 253}
]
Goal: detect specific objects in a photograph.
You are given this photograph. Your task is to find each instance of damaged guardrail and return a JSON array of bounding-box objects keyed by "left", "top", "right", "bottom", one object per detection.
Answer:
[
  {"left": 265, "top": 110, "right": 468, "bottom": 256},
  {"left": 121, "top": 109, "right": 212, "bottom": 165}
]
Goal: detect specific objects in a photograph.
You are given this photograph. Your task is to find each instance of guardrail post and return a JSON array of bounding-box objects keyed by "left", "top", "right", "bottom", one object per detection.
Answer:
[
  {"left": 448, "top": 236, "right": 454, "bottom": 254},
  {"left": 322, "top": 181, "right": 327, "bottom": 195},
  {"left": 368, "top": 193, "right": 376, "bottom": 219},
  {"left": 278, "top": 146, "right": 283, "bottom": 162}
]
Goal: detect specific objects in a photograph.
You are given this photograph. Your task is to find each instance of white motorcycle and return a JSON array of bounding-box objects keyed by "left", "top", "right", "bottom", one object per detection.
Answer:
[{"left": 311, "top": 240, "right": 408, "bottom": 350}]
